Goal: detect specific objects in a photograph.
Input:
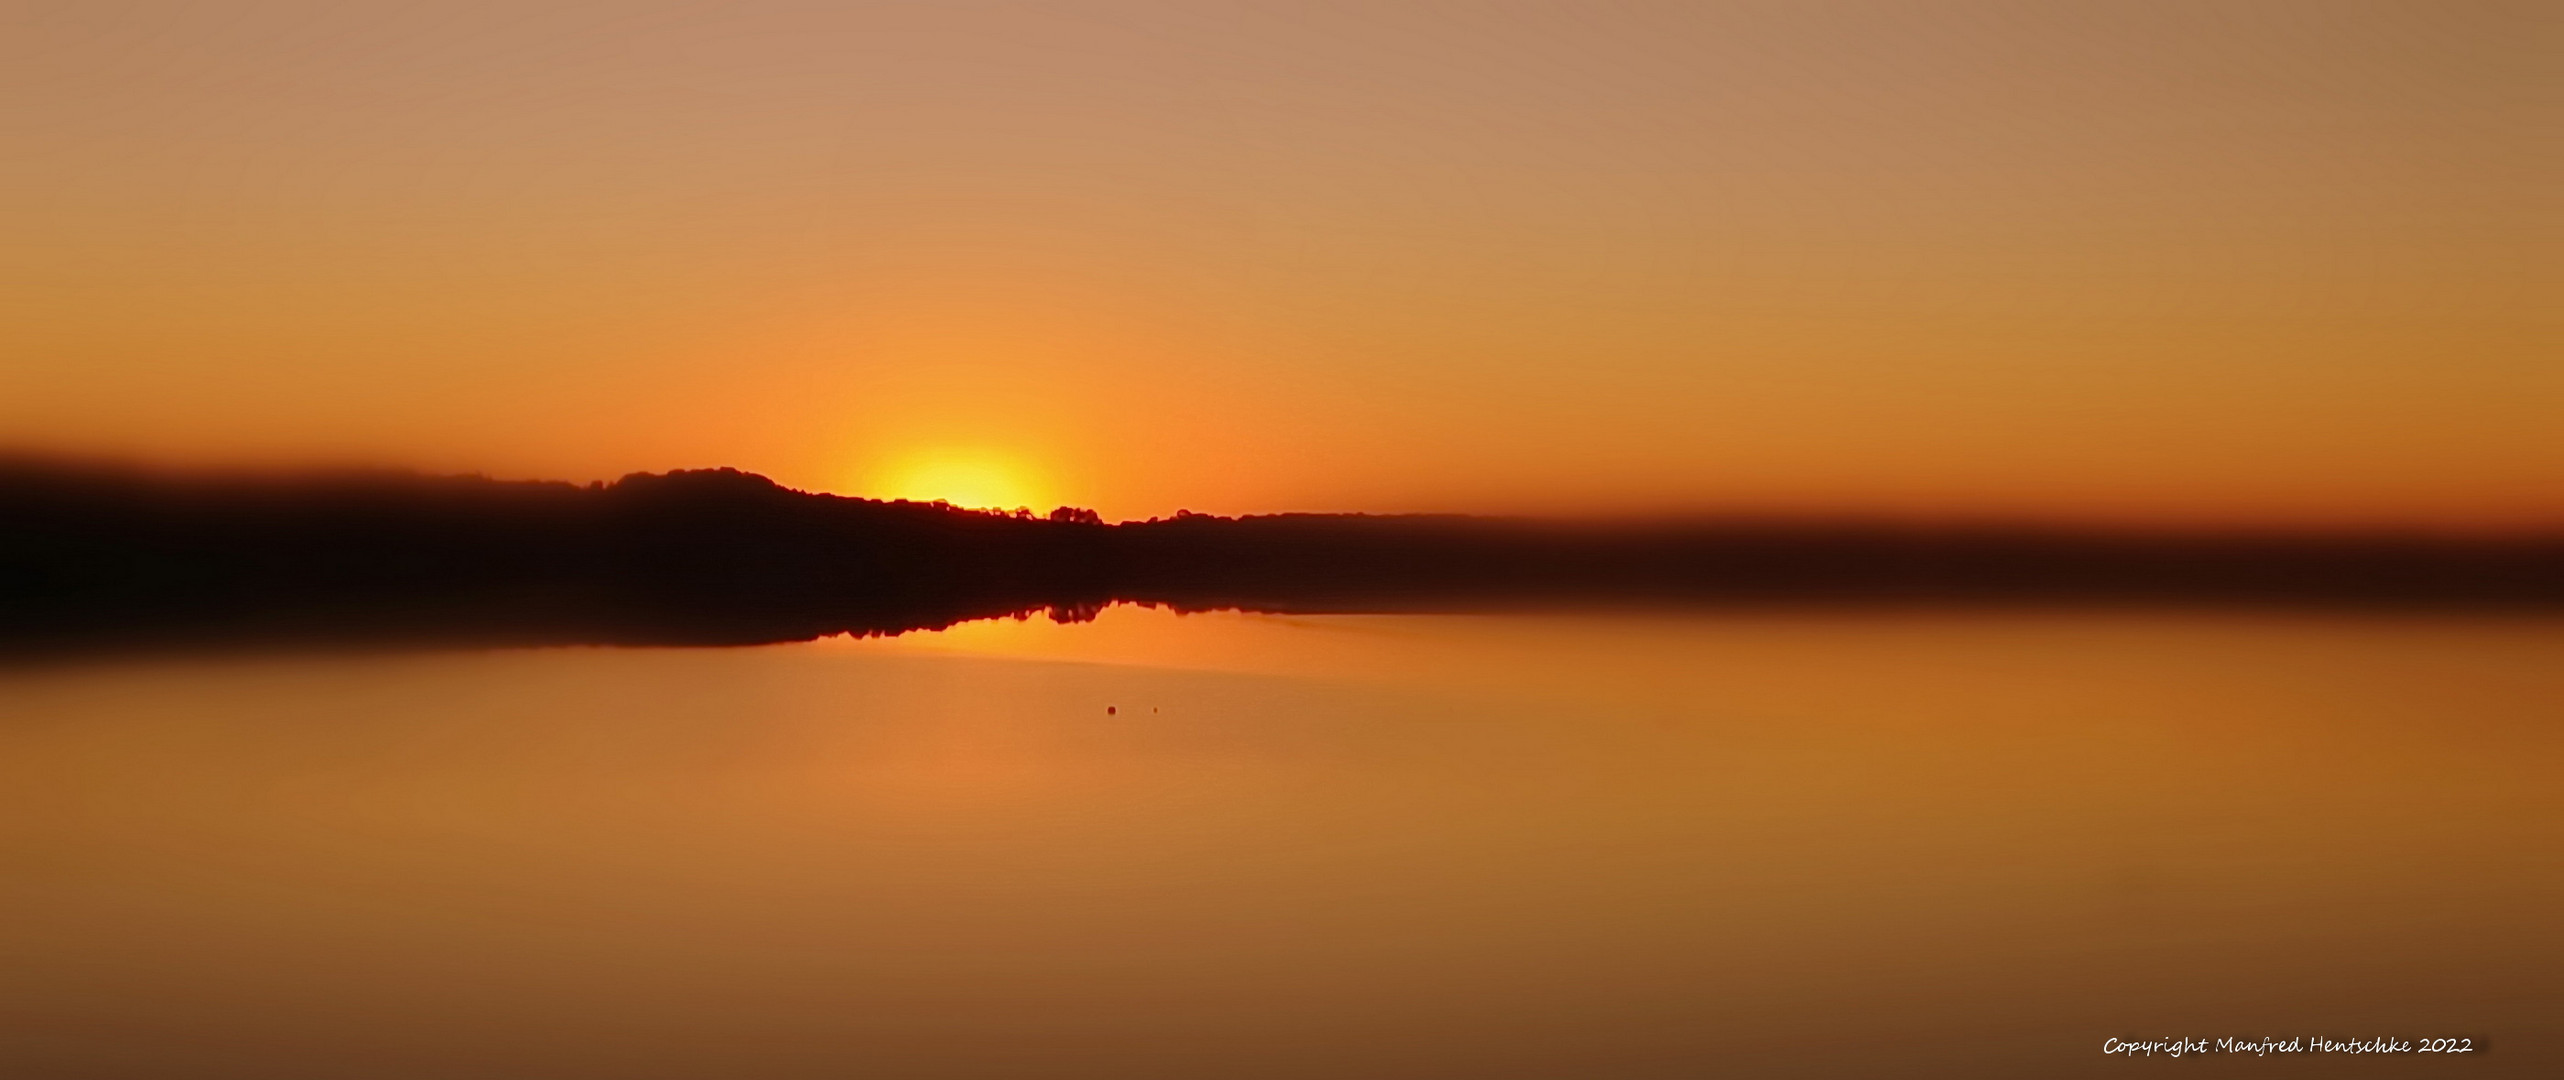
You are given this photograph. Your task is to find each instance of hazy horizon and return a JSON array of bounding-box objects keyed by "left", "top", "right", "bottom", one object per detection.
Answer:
[{"left": 7, "top": 1, "right": 2555, "bottom": 526}]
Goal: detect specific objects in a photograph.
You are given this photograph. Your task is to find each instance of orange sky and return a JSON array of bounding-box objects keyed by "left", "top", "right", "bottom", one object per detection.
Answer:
[{"left": 3, "top": 2, "right": 2555, "bottom": 525}]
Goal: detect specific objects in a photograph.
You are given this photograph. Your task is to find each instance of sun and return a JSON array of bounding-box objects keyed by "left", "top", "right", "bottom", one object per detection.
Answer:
[{"left": 871, "top": 449, "right": 1045, "bottom": 511}]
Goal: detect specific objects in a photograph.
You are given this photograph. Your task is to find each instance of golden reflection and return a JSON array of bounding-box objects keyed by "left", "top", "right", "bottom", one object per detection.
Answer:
[{"left": 6, "top": 616, "right": 2552, "bottom": 1076}]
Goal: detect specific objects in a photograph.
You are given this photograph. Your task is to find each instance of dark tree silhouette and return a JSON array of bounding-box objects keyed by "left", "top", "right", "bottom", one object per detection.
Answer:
[{"left": 4, "top": 457, "right": 2559, "bottom": 659}]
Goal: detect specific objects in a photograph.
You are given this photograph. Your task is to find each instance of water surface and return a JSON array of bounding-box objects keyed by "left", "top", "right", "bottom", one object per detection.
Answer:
[{"left": 2, "top": 609, "right": 2557, "bottom": 1077}]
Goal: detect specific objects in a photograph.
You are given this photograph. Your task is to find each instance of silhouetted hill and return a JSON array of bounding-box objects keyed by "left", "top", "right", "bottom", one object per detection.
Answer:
[{"left": 5, "top": 459, "right": 2560, "bottom": 657}]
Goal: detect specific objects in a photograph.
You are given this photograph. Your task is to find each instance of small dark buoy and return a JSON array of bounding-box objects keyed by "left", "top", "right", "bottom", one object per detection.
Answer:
[{"left": 1106, "top": 706, "right": 1117, "bottom": 715}]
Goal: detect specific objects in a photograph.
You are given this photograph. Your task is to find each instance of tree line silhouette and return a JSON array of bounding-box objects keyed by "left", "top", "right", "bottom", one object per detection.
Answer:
[{"left": 5, "top": 458, "right": 2560, "bottom": 658}]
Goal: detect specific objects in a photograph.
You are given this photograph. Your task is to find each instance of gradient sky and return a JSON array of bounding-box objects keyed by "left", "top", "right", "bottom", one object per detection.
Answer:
[{"left": 4, "top": 1, "right": 2554, "bottom": 524}]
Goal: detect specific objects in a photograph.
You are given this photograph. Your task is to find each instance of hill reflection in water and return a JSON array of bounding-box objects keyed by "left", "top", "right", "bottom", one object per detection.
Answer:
[{"left": 7, "top": 461, "right": 2561, "bottom": 662}]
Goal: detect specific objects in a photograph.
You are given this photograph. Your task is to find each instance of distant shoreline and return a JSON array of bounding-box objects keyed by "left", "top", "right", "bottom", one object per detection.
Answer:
[{"left": 7, "top": 460, "right": 2562, "bottom": 657}]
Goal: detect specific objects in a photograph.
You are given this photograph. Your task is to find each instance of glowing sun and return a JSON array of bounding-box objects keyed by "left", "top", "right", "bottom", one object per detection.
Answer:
[{"left": 871, "top": 449, "right": 1046, "bottom": 511}]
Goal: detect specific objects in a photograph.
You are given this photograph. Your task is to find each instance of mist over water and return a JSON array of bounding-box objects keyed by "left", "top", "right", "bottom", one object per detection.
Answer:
[{"left": 3, "top": 608, "right": 2555, "bottom": 1078}]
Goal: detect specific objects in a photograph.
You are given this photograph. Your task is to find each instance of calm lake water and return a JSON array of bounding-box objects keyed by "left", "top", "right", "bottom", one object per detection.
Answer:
[{"left": 2, "top": 608, "right": 2557, "bottom": 1078}]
